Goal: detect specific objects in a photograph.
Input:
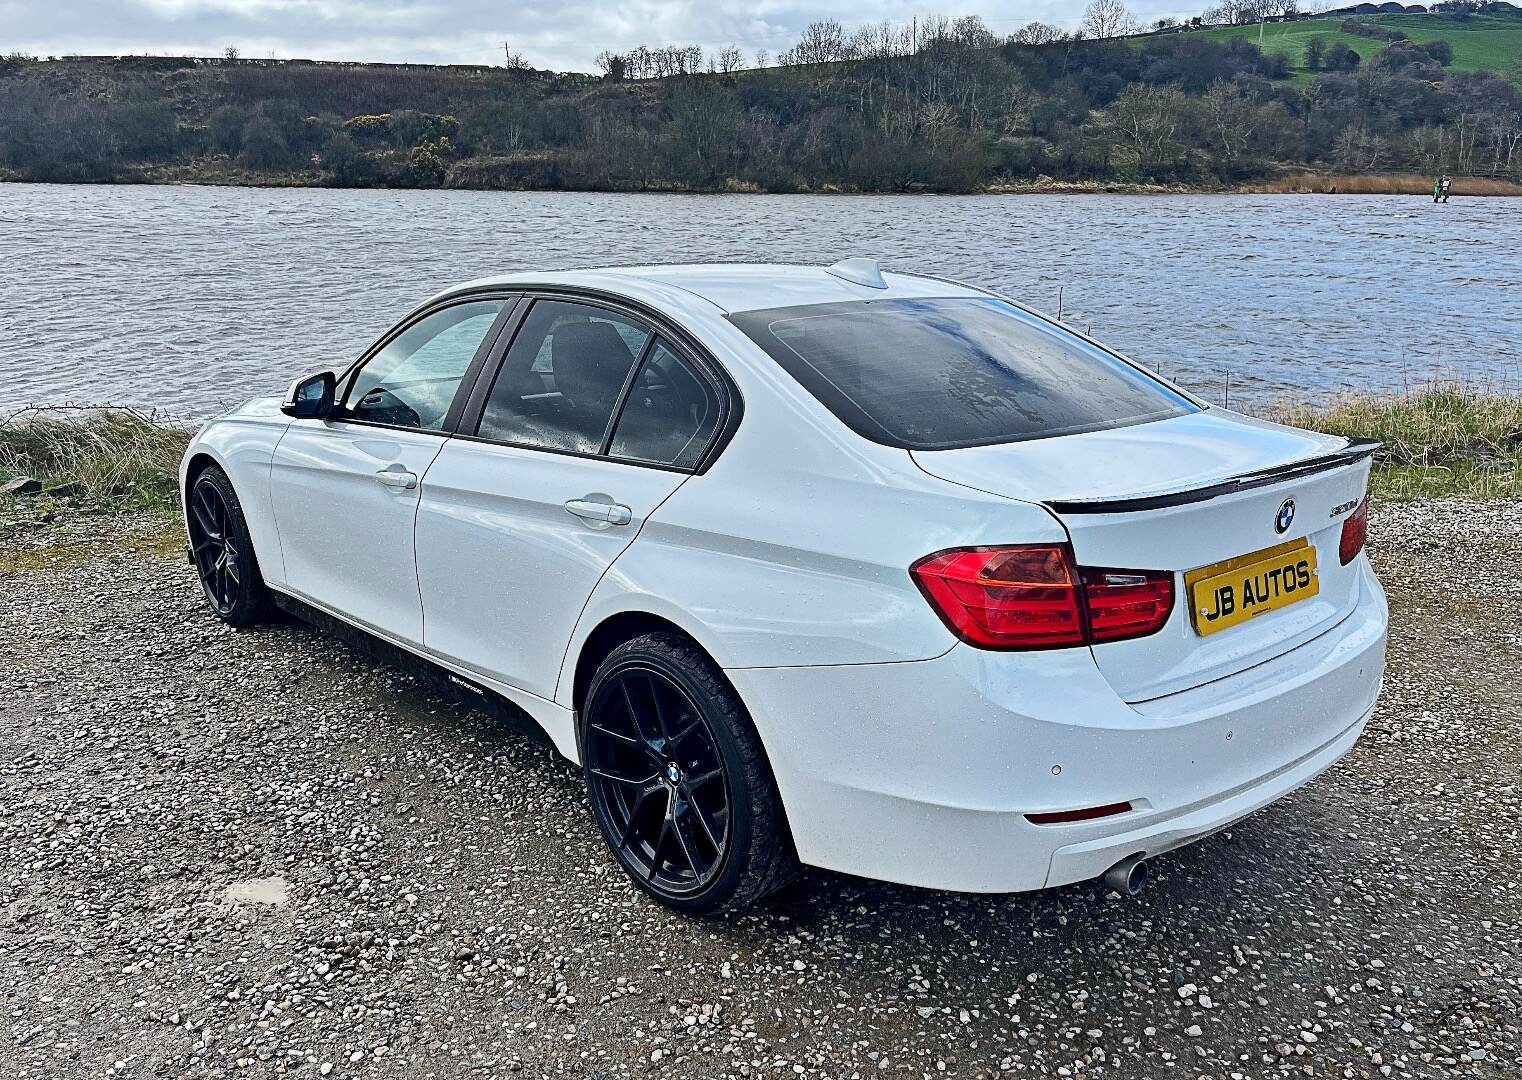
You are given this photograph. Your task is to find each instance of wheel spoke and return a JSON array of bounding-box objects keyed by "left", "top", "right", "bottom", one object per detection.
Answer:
[
  {"left": 191, "top": 498, "right": 218, "bottom": 540},
  {"left": 615, "top": 783, "right": 662, "bottom": 850},
  {"left": 687, "top": 797, "right": 722, "bottom": 853},
  {"left": 589, "top": 722, "right": 640, "bottom": 749},
  {"left": 685, "top": 767, "right": 724, "bottom": 790},
  {"left": 646, "top": 806, "right": 673, "bottom": 879},
  {"left": 670, "top": 802, "right": 703, "bottom": 874},
  {"left": 619, "top": 680, "right": 654, "bottom": 747},
  {"left": 667, "top": 717, "right": 704, "bottom": 749},
  {"left": 590, "top": 766, "right": 658, "bottom": 788},
  {"left": 644, "top": 673, "right": 672, "bottom": 740}
]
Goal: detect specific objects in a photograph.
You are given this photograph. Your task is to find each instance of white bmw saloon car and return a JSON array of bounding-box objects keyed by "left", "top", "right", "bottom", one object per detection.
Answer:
[{"left": 180, "top": 259, "right": 1387, "bottom": 912}]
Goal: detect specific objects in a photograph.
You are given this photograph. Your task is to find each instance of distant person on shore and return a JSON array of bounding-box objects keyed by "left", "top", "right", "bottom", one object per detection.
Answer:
[{"left": 1434, "top": 174, "right": 1452, "bottom": 202}]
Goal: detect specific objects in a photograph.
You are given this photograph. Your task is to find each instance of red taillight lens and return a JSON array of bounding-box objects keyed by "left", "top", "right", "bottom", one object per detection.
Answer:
[
  {"left": 1080, "top": 567, "right": 1176, "bottom": 643},
  {"left": 1339, "top": 495, "right": 1369, "bottom": 565},
  {"left": 910, "top": 545, "right": 1085, "bottom": 649},
  {"left": 911, "top": 545, "right": 1174, "bottom": 651}
]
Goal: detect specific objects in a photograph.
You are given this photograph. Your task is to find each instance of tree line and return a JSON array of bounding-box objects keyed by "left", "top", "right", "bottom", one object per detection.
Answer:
[{"left": 1, "top": 5, "right": 1519, "bottom": 193}]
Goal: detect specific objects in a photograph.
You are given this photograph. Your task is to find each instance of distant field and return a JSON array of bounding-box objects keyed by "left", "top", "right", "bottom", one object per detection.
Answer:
[{"left": 1143, "top": 13, "right": 1522, "bottom": 77}]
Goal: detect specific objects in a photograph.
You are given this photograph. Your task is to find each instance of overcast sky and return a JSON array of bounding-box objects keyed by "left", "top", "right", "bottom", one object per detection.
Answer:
[{"left": 6, "top": 0, "right": 1199, "bottom": 73}]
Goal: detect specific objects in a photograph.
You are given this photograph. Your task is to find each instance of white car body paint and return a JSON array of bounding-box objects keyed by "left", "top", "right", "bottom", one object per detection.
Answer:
[{"left": 181, "top": 263, "right": 1388, "bottom": 894}]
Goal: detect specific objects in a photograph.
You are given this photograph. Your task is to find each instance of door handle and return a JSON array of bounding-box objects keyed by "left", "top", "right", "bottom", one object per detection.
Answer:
[
  {"left": 375, "top": 466, "right": 418, "bottom": 490},
  {"left": 564, "top": 497, "right": 633, "bottom": 527}
]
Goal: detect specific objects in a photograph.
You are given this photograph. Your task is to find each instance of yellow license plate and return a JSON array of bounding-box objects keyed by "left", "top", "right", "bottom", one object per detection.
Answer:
[{"left": 1185, "top": 538, "right": 1319, "bottom": 637}]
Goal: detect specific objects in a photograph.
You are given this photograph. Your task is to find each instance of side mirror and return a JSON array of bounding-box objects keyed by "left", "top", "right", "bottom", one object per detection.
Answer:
[{"left": 281, "top": 371, "right": 336, "bottom": 420}]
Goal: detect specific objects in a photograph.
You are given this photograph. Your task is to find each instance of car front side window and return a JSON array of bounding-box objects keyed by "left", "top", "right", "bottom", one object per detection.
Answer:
[
  {"left": 476, "top": 299, "right": 652, "bottom": 454},
  {"left": 344, "top": 299, "right": 508, "bottom": 431}
]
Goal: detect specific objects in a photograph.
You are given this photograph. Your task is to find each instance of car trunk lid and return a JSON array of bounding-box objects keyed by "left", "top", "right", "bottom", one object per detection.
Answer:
[{"left": 912, "top": 410, "right": 1377, "bottom": 702}]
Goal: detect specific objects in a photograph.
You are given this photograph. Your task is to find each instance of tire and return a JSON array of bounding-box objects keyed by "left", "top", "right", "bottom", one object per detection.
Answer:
[
  {"left": 581, "top": 631, "right": 799, "bottom": 913},
  {"left": 186, "top": 465, "right": 271, "bottom": 628}
]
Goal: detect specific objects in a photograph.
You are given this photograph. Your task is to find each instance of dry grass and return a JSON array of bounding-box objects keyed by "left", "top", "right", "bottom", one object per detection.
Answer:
[
  {"left": 1264, "top": 385, "right": 1522, "bottom": 500},
  {"left": 0, "top": 406, "right": 193, "bottom": 510},
  {"left": 1244, "top": 172, "right": 1522, "bottom": 197}
]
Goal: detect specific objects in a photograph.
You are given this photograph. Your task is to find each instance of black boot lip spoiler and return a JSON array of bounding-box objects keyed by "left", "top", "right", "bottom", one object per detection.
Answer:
[{"left": 1044, "top": 437, "right": 1381, "bottom": 515}]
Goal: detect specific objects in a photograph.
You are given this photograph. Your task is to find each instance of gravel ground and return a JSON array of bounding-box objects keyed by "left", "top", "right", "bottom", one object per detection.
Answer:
[{"left": 1, "top": 500, "right": 1518, "bottom": 1080}]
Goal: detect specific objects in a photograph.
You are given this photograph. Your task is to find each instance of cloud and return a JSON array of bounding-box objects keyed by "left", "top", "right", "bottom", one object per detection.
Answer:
[{"left": 10, "top": 0, "right": 1197, "bottom": 72}]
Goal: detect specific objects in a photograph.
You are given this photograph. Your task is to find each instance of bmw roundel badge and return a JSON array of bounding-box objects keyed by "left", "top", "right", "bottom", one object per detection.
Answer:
[{"left": 1275, "top": 498, "right": 1296, "bottom": 534}]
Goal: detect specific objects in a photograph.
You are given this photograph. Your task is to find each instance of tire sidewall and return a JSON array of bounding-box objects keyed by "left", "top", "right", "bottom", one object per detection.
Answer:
[{"left": 582, "top": 637, "right": 758, "bottom": 914}]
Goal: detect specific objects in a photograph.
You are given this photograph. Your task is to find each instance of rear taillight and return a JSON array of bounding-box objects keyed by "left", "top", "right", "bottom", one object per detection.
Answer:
[
  {"left": 1079, "top": 567, "right": 1177, "bottom": 643},
  {"left": 1339, "top": 495, "right": 1369, "bottom": 565},
  {"left": 910, "top": 545, "right": 1174, "bottom": 651}
]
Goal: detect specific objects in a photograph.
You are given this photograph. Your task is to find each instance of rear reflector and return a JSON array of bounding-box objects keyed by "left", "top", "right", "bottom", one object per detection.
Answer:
[
  {"left": 911, "top": 545, "right": 1173, "bottom": 650},
  {"left": 1339, "top": 495, "right": 1369, "bottom": 565},
  {"left": 1026, "top": 801, "right": 1134, "bottom": 825}
]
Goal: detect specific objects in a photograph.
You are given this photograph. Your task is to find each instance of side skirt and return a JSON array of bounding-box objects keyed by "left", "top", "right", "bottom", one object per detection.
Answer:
[{"left": 268, "top": 590, "right": 563, "bottom": 753}]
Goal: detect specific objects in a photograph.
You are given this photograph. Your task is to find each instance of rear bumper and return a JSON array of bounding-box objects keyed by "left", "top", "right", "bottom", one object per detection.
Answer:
[{"left": 727, "top": 560, "right": 1387, "bottom": 894}]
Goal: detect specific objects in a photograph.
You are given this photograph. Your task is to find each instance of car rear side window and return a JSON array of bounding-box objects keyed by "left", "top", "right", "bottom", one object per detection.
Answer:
[
  {"left": 477, "top": 299, "right": 652, "bottom": 455},
  {"left": 729, "top": 297, "right": 1196, "bottom": 450},
  {"left": 609, "top": 339, "right": 722, "bottom": 470}
]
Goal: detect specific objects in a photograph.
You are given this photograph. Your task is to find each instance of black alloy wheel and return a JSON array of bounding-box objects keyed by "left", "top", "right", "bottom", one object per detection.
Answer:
[
  {"left": 187, "top": 466, "right": 268, "bottom": 627},
  {"left": 585, "top": 664, "right": 731, "bottom": 896},
  {"left": 581, "top": 632, "right": 798, "bottom": 913}
]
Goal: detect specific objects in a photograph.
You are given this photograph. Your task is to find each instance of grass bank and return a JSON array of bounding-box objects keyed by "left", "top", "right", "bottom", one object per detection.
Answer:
[
  {"left": 1263, "top": 386, "right": 1522, "bottom": 500},
  {"left": 1241, "top": 172, "right": 1522, "bottom": 197},
  {"left": 0, "top": 407, "right": 192, "bottom": 511}
]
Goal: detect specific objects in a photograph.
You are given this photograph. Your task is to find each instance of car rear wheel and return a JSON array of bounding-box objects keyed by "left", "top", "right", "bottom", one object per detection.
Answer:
[
  {"left": 188, "top": 465, "right": 270, "bottom": 627},
  {"left": 581, "top": 631, "right": 798, "bottom": 913}
]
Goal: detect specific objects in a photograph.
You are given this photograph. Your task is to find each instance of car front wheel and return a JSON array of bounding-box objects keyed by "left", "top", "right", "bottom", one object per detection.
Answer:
[
  {"left": 187, "top": 465, "right": 270, "bottom": 628},
  {"left": 581, "top": 631, "right": 798, "bottom": 913}
]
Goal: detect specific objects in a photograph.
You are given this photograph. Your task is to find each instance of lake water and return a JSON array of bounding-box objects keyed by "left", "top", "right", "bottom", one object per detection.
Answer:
[{"left": 2, "top": 184, "right": 1518, "bottom": 418}]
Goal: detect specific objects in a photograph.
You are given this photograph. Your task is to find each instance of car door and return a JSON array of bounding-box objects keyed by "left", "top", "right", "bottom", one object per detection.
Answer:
[
  {"left": 270, "top": 295, "right": 514, "bottom": 644},
  {"left": 415, "top": 296, "right": 730, "bottom": 700}
]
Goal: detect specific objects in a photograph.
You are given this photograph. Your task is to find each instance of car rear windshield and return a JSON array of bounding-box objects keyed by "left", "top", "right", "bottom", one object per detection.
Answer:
[{"left": 728, "top": 297, "right": 1197, "bottom": 450}]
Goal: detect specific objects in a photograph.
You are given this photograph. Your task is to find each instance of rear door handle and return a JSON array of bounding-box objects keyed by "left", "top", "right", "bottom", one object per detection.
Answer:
[
  {"left": 564, "top": 498, "right": 633, "bottom": 527},
  {"left": 375, "top": 466, "right": 418, "bottom": 490}
]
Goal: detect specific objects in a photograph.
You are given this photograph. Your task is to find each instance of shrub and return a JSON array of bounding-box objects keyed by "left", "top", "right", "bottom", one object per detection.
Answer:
[
  {"left": 343, "top": 113, "right": 391, "bottom": 142},
  {"left": 1422, "top": 39, "right": 1455, "bottom": 66},
  {"left": 239, "top": 115, "right": 291, "bottom": 169},
  {"left": 1340, "top": 18, "right": 1407, "bottom": 42},
  {"left": 389, "top": 109, "right": 458, "bottom": 148},
  {"left": 207, "top": 105, "right": 246, "bottom": 155},
  {"left": 1324, "top": 42, "right": 1362, "bottom": 72}
]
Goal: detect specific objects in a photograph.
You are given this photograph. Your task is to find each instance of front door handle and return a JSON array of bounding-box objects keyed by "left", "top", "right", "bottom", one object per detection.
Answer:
[
  {"left": 564, "top": 497, "right": 633, "bottom": 527},
  {"left": 375, "top": 466, "right": 418, "bottom": 490}
]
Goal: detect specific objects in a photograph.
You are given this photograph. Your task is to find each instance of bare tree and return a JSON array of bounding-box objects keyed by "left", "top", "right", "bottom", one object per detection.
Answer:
[
  {"left": 595, "top": 50, "right": 627, "bottom": 80},
  {"left": 1083, "top": 0, "right": 1138, "bottom": 39},
  {"left": 718, "top": 44, "right": 743, "bottom": 74},
  {"left": 1012, "top": 22, "right": 1064, "bottom": 45},
  {"left": 754, "top": 49, "right": 770, "bottom": 69},
  {"left": 795, "top": 20, "right": 847, "bottom": 65},
  {"left": 502, "top": 42, "right": 530, "bottom": 70}
]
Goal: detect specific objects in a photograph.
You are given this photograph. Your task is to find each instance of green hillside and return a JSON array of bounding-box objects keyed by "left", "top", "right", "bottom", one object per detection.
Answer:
[{"left": 1149, "top": 13, "right": 1522, "bottom": 77}]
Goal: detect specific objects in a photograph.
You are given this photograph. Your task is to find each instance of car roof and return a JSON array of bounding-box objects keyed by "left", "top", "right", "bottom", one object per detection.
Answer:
[{"left": 437, "top": 262, "right": 992, "bottom": 316}]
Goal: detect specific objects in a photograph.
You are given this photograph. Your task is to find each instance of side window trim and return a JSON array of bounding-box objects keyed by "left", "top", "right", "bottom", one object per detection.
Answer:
[
  {"left": 333, "top": 292, "right": 520, "bottom": 436},
  {"left": 597, "top": 331, "right": 661, "bottom": 457}
]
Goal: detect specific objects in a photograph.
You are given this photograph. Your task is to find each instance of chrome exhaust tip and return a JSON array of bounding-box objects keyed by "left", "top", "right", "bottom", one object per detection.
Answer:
[{"left": 1104, "top": 854, "right": 1148, "bottom": 897}]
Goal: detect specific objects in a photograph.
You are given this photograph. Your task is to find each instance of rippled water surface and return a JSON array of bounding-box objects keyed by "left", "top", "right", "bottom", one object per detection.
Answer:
[{"left": 3, "top": 184, "right": 1518, "bottom": 417}]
